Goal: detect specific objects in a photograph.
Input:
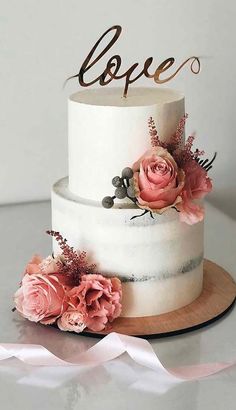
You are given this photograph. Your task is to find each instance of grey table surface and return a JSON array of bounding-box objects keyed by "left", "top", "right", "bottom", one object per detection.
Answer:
[{"left": 0, "top": 200, "right": 235, "bottom": 410}]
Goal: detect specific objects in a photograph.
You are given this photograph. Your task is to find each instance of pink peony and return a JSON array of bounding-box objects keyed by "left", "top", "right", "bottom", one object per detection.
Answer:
[
  {"left": 178, "top": 191, "right": 205, "bottom": 225},
  {"left": 177, "top": 160, "right": 212, "bottom": 224},
  {"left": 14, "top": 273, "right": 68, "bottom": 325},
  {"left": 182, "top": 159, "right": 212, "bottom": 200},
  {"left": 57, "top": 309, "right": 86, "bottom": 333},
  {"left": 132, "top": 147, "right": 185, "bottom": 213},
  {"left": 67, "top": 274, "right": 122, "bottom": 332}
]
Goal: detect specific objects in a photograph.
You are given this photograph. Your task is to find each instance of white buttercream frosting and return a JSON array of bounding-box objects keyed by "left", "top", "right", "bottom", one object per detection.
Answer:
[
  {"left": 52, "top": 178, "right": 204, "bottom": 317},
  {"left": 68, "top": 87, "right": 185, "bottom": 201}
]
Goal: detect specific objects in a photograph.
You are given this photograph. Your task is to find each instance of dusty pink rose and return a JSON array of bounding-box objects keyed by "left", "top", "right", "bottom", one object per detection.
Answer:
[
  {"left": 24, "top": 254, "right": 61, "bottom": 275},
  {"left": 14, "top": 273, "right": 68, "bottom": 325},
  {"left": 67, "top": 274, "right": 122, "bottom": 332},
  {"left": 133, "top": 147, "right": 185, "bottom": 213},
  {"left": 24, "top": 254, "right": 43, "bottom": 275},
  {"left": 39, "top": 255, "right": 62, "bottom": 274},
  {"left": 57, "top": 309, "right": 86, "bottom": 333},
  {"left": 177, "top": 160, "right": 212, "bottom": 224}
]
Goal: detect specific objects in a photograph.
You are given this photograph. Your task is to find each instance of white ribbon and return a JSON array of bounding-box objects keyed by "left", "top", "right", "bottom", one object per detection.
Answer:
[{"left": 0, "top": 332, "right": 235, "bottom": 382}]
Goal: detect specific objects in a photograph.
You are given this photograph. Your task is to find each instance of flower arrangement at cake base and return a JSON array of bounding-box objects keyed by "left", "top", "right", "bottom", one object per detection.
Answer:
[{"left": 13, "top": 231, "right": 122, "bottom": 333}]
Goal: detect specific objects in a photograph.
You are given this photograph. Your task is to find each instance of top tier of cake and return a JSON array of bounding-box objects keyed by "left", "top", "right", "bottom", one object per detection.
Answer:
[{"left": 68, "top": 87, "right": 185, "bottom": 202}]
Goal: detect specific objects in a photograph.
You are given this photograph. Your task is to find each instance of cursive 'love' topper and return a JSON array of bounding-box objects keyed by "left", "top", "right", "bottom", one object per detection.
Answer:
[{"left": 67, "top": 25, "right": 200, "bottom": 98}]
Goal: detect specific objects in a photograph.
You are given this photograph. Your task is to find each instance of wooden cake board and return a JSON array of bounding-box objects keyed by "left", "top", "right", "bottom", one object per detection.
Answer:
[{"left": 84, "top": 259, "right": 236, "bottom": 339}]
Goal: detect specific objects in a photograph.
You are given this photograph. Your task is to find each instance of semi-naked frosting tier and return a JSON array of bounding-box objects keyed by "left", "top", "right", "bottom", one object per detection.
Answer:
[
  {"left": 68, "top": 87, "right": 185, "bottom": 201},
  {"left": 52, "top": 178, "right": 204, "bottom": 317}
]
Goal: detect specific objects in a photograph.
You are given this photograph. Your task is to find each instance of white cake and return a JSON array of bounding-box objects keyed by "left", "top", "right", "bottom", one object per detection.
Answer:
[{"left": 52, "top": 87, "right": 204, "bottom": 317}]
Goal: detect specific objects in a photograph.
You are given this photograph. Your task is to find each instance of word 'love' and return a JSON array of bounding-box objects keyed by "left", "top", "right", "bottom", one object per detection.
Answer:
[{"left": 68, "top": 25, "right": 200, "bottom": 97}]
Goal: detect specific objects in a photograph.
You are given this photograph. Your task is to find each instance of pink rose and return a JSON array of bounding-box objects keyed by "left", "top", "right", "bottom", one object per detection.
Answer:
[
  {"left": 24, "top": 254, "right": 61, "bottom": 275},
  {"left": 39, "top": 255, "right": 62, "bottom": 274},
  {"left": 14, "top": 273, "right": 68, "bottom": 325},
  {"left": 57, "top": 309, "right": 86, "bottom": 333},
  {"left": 24, "top": 254, "right": 43, "bottom": 275},
  {"left": 67, "top": 274, "right": 122, "bottom": 332},
  {"left": 177, "top": 160, "right": 212, "bottom": 224},
  {"left": 133, "top": 147, "right": 185, "bottom": 213}
]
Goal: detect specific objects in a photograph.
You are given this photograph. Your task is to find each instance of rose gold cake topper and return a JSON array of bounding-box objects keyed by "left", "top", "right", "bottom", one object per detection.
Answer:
[{"left": 67, "top": 25, "right": 200, "bottom": 98}]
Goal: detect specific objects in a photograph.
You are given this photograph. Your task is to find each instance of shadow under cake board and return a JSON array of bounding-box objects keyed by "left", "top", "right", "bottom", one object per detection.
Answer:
[{"left": 81, "top": 259, "right": 236, "bottom": 339}]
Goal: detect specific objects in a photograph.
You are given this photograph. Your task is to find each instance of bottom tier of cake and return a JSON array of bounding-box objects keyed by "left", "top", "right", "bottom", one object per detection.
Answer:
[{"left": 51, "top": 177, "right": 204, "bottom": 317}]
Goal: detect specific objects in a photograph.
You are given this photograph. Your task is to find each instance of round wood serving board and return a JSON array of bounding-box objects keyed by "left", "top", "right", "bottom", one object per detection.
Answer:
[{"left": 84, "top": 259, "right": 236, "bottom": 339}]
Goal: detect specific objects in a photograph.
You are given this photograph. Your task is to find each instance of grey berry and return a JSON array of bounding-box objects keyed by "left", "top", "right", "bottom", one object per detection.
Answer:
[
  {"left": 102, "top": 196, "right": 114, "bottom": 208},
  {"left": 112, "top": 176, "right": 123, "bottom": 187},
  {"left": 115, "top": 187, "right": 127, "bottom": 199},
  {"left": 127, "top": 186, "right": 136, "bottom": 198},
  {"left": 122, "top": 167, "right": 134, "bottom": 179}
]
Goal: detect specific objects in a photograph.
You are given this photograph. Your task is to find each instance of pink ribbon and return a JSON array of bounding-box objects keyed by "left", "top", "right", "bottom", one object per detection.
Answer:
[{"left": 0, "top": 332, "right": 235, "bottom": 381}]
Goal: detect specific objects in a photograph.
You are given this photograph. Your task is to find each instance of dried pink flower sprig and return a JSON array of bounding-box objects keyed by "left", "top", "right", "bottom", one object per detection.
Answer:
[
  {"left": 148, "top": 115, "right": 216, "bottom": 171},
  {"left": 46, "top": 230, "right": 96, "bottom": 286},
  {"left": 13, "top": 233, "right": 122, "bottom": 333},
  {"left": 148, "top": 115, "right": 205, "bottom": 166}
]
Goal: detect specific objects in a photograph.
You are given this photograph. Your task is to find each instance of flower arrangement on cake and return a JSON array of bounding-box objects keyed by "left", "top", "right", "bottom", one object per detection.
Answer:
[
  {"left": 13, "top": 231, "right": 122, "bottom": 333},
  {"left": 13, "top": 115, "right": 216, "bottom": 334},
  {"left": 102, "top": 115, "right": 215, "bottom": 225}
]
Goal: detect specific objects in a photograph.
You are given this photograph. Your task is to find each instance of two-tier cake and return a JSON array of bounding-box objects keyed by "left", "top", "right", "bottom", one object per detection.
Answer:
[{"left": 51, "top": 87, "right": 205, "bottom": 318}]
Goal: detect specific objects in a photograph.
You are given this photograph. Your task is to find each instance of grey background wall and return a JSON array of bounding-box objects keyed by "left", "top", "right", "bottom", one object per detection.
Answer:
[{"left": 1, "top": 0, "right": 236, "bottom": 218}]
